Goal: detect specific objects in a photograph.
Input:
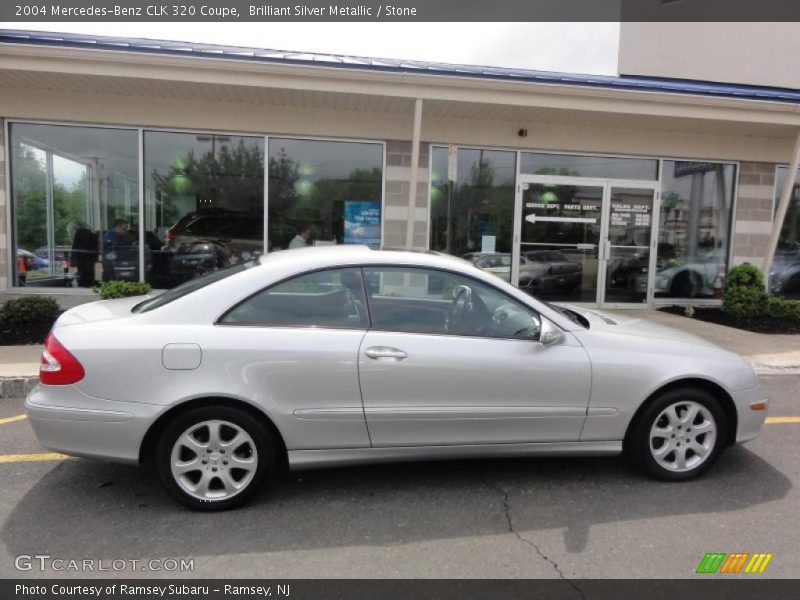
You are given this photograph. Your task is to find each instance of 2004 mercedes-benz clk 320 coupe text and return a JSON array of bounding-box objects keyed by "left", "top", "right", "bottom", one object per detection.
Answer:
[{"left": 26, "top": 246, "right": 768, "bottom": 510}]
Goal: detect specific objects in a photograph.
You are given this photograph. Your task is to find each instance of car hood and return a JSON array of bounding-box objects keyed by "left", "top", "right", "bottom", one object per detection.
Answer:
[
  {"left": 560, "top": 306, "right": 760, "bottom": 392},
  {"left": 560, "top": 305, "right": 718, "bottom": 349},
  {"left": 54, "top": 296, "right": 149, "bottom": 327}
]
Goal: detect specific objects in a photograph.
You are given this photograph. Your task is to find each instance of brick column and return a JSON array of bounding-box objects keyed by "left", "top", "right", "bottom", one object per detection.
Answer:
[
  {"left": 383, "top": 140, "right": 429, "bottom": 249},
  {"left": 732, "top": 162, "right": 777, "bottom": 271}
]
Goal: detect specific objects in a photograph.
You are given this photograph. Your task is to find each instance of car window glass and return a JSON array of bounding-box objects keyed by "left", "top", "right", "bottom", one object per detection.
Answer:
[
  {"left": 220, "top": 267, "right": 368, "bottom": 328},
  {"left": 363, "top": 267, "right": 540, "bottom": 339},
  {"left": 133, "top": 261, "right": 252, "bottom": 313}
]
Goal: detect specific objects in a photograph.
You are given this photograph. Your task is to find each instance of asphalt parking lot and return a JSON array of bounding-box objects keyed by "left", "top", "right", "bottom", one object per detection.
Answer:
[{"left": 0, "top": 375, "right": 797, "bottom": 581}]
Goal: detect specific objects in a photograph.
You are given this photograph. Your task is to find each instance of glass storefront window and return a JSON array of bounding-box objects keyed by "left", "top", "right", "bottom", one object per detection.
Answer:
[
  {"left": 9, "top": 123, "right": 139, "bottom": 288},
  {"left": 770, "top": 166, "right": 800, "bottom": 297},
  {"left": 521, "top": 152, "right": 658, "bottom": 181},
  {"left": 267, "top": 138, "right": 383, "bottom": 251},
  {"left": 429, "top": 147, "right": 516, "bottom": 258},
  {"left": 656, "top": 161, "right": 736, "bottom": 298},
  {"left": 144, "top": 131, "right": 265, "bottom": 289}
]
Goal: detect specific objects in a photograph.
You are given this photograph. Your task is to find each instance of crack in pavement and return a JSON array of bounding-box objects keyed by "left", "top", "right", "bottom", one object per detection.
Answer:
[{"left": 479, "top": 475, "right": 585, "bottom": 600}]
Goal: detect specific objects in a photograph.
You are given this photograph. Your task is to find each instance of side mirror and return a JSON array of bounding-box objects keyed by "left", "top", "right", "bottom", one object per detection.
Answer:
[{"left": 540, "top": 318, "right": 565, "bottom": 346}]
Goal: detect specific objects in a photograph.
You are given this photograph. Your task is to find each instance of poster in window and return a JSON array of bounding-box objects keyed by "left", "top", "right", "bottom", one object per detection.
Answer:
[{"left": 344, "top": 201, "right": 381, "bottom": 248}]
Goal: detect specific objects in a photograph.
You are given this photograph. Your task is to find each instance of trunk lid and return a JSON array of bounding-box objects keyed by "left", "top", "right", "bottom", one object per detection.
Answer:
[{"left": 54, "top": 296, "right": 149, "bottom": 328}]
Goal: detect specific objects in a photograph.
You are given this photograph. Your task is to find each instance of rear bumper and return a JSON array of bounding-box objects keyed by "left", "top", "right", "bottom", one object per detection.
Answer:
[
  {"left": 25, "top": 384, "right": 164, "bottom": 464},
  {"left": 732, "top": 384, "right": 769, "bottom": 443}
]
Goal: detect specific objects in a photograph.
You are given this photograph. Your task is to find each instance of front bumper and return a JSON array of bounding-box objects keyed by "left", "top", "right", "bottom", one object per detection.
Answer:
[
  {"left": 732, "top": 384, "right": 769, "bottom": 443},
  {"left": 25, "top": 384, "right": 164, "bottom": 464}
]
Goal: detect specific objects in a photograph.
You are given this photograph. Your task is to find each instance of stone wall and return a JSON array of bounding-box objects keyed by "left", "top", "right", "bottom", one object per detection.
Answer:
[
  {"left": 732, "top": 162, "right": 776, "bottom": 270},
  {"left": 383, "top": 140, "right": 429, "bottom": 249}
]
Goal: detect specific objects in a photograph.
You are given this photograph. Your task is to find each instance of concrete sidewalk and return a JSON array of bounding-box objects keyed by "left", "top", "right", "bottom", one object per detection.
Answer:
[
  {"left": 0, "top": 309, "right": 798, "bottom": 396},
  {"left": 0, "top": 345, "right": 42, "bottom": 378},
  {"left": 608, "top": 309, "right": 800, "bottom": 373},
  {"left": 0, "top": 345, "right": 41, "bottom": 398}
]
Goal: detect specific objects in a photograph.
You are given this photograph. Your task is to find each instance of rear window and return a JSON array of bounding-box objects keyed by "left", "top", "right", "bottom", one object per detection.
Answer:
[{"left": 132, "top": 262, "right": 254, "bottom": 313}]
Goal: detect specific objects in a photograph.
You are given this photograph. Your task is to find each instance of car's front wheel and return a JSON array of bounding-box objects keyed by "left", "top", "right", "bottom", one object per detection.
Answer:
[
  {"left": 632, "top": 388, "right": 727, "bottom": 481},
  {"left": 156, "top": 406, "right": 275, "bottom": 510}
]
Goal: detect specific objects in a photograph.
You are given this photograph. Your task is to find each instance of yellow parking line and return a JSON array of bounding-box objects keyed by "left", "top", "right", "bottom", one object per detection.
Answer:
[
  {"left": 766, "top": 416, "right": 800, "bottom": 424},
  {"left": 0, "top": 415, "right": 795, "bottom": 465},
  {"left": 0, "top": 414, "right": 27, "bottom": 426},
  {"left": 0, "top": 453, "right": 70, "bottom": 463}
]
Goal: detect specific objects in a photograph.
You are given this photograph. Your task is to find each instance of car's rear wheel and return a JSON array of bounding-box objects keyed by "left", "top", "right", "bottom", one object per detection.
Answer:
[
  {"left": 632, "top": 388, "right": 727, "bottom": 481},
  {"left": 156, "top": 406, "right": 275, "bottom": 510},
  {"left": 670, "top": 271, "right": 703, "bottom": 298}
]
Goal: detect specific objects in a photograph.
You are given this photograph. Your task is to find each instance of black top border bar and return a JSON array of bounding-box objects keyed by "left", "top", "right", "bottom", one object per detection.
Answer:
[{"left": 1, "top": 0, "right": 800, "bottom": 22}]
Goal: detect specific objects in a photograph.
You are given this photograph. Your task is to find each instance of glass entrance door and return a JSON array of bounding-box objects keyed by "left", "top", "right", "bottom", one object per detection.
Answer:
[
  {"left": 513, "top": 177, "right": 658, "bottom": 307},
  {"left": 515, "top": 181, "right": 603, "bottom": 303},
  {"left": 602, "top": 187, "right": 657, "bottom": 305}
]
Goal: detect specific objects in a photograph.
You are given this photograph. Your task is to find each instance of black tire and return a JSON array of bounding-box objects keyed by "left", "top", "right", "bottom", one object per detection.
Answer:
[
  {"left": 155, "top": 405, "right": 276, "bottom": 511},
  {"left": 670, "top": 271, "right": 703, "bottom": 298},
  {"left": 630, "top": 387, "right": 727, "bottom": 481}
]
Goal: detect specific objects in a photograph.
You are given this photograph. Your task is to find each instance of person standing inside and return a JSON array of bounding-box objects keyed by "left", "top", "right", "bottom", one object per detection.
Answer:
[
  {"left": 288, "top": 226, "right": 311, "bottom": 249},
  {"left": 102, "top": 219, "right": 131, "bottom": 281},
  {"left": 69, "top": 221, "right": 99, "bottom": 288}
]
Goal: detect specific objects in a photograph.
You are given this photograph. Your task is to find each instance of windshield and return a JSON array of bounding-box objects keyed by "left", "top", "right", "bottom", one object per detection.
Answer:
[{"left": 132, "top": 262, "right": 255, "bottom": 313}]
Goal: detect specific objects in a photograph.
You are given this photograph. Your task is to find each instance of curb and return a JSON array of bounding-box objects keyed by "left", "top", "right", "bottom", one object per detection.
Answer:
[
  {"left": 752, "top": 364, "right": 800, "bottom": 375},
  {"left": 0, "top": 376, "right": 38, "bottom": 399}
]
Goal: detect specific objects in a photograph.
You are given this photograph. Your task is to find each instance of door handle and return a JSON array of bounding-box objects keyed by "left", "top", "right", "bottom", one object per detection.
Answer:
[{"left": 364, "top": 346, "right": 407, "bottom": 361}]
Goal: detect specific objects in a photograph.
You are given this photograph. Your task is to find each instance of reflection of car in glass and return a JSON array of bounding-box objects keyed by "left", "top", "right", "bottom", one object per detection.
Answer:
[
  {"left": 466, "top": 252, "right": 512, "bottom": 282},
  {"left": 770, "top": 250, "right": 800, "bottom": 297},
  {"left": 26, "top": 246, "right": 767, "bottom": 510},
  {"left": 519, "top": 250, "right": 582, "bottom": 294},
  {"left": 651, "top": 250, "right": 726, "bottom": 298},
  {"left": 466, "top": 251, "right": 583, "bottom": 293},
  {"left": 34, "top": 246, "right": 72, "bottom": 269},
  {"left": 17, "top": 249, "right": 41, "bottom": 271},
  {"left": 106, "top": 244, "right": 146, "bottom": 282},
  {"left": 608, "top": 253, "right": 650, "bottom": 293},
  {"left": 165, "top": 211, "right": 263, "bottom": 268},
  {"left": 170, "top": 243, "right": 219, "bottom": 277}
]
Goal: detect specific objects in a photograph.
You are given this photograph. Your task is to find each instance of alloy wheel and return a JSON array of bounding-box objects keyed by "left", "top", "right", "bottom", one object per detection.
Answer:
[
  {"left": 170, "top": 419, "right": 258, "bottom": 501},
  {"left": 649, "top": 400, "right": 717, "bottom": 473}
]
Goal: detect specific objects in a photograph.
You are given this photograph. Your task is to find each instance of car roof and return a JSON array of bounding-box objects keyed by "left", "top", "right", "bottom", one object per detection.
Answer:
[
  {"left": 257, "top": 245, "right": 474, "bottom": 273},
  {"left": 130, "top": 244, "right": 579, "bottom": 332}
]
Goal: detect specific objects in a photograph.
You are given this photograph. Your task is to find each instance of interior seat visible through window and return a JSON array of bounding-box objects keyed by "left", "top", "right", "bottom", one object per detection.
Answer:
[{"left": 219, "top": 267, "right": 368, "bottom": 329}]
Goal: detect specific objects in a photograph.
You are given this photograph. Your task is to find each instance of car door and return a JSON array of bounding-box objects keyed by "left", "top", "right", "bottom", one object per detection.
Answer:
[
  {"left": 217, "top": 267, "right": 371, "bottom": 450},
  {"left": 358, "top": 266, "right": 592, "bottom": 447}
]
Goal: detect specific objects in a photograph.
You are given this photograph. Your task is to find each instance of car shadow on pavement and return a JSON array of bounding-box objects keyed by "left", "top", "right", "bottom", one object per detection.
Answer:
[{"left": 1, "top": 446, "right": 791, "bottom": 560}]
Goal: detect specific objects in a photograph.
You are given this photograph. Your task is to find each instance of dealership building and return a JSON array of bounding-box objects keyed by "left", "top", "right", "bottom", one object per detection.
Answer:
[{"left": 2, "top": 24, "right": 800, "bottom": 308}]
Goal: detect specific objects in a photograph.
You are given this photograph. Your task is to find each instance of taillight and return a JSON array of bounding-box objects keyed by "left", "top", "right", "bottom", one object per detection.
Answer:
[
  {"left": 40, "top": 333, "right": 85, "bottom": 385},
  {"left": 165, "top": 229, "right": 175, "bottom": 243}
]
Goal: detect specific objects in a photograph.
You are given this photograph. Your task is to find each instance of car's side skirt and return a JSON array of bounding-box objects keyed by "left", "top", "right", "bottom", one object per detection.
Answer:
[{"left": 288, "top": 440, "right": 622, "bottom": 470}]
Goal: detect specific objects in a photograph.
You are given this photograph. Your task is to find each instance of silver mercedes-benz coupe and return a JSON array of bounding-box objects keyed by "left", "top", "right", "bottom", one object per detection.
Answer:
[{"left": 25, "top": 246, "right": 768, "bottom": 510}]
